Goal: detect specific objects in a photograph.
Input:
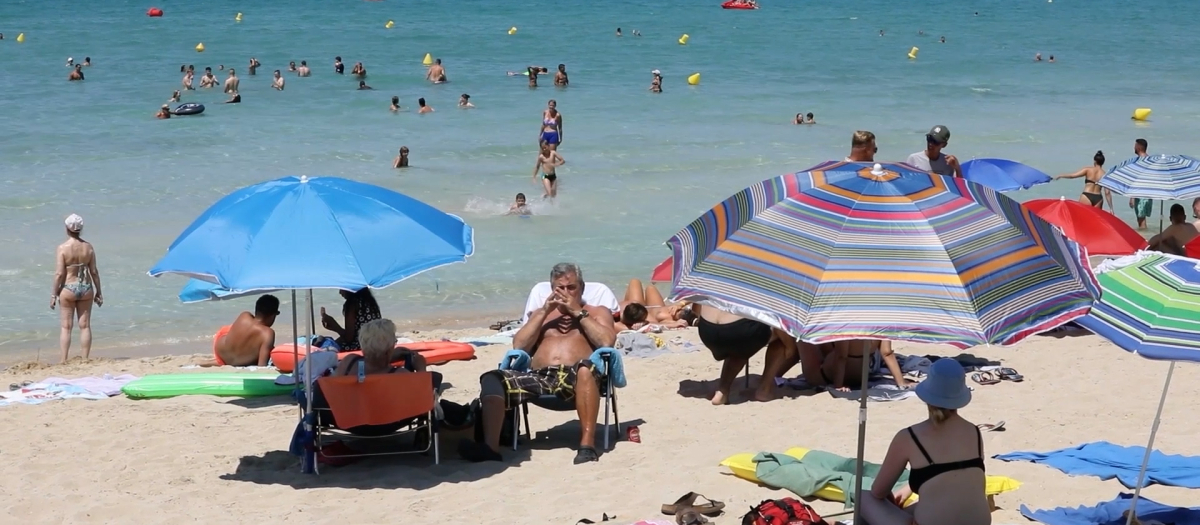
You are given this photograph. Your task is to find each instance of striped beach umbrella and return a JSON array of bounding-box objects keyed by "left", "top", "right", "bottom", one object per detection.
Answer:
[
  {"left": 667, "top": 161, "right": 1099, "bottom": 348},
  {"left": 1100, "top": 154, "right": 1200, "bottom": 199},
  {"left": 1072, "top": 252, "right": 1200, "bottom": 525}
]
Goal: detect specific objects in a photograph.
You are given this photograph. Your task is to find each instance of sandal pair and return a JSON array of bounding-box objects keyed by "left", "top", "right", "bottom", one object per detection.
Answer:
[{"left": 972, "top": 371, "right": 1000, "bottom": 385}]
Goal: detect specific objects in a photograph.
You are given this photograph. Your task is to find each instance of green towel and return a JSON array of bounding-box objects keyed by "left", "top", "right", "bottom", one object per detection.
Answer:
[{"left": 752, "top": 450, "right": 910, "bottom": 508}]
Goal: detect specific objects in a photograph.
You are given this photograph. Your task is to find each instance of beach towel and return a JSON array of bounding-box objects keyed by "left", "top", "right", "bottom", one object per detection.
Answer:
[
  {"left": 995, "top": 441, "right": 1200, "bottom": 489},
  {"left": 275, "top": 351, "right": 339, "bottom": 387},
  {"left": 753, "top": 450, "right": 909, "bottom": 508},
  {"left": 520, "top": 281, "right": 620, "bottom": 324},
  {"left": 775, "top": 376, "right": 916, "bottom": 402},
  {"left": 615, "top": 331, "right": 669, "bottom": 358},
  {"left": 500, "top": 348, "right": 626, "bottom": 388},
  {"left": 38, "top": 375, "right": 138, "bottom": 396},
  {"left": 0, "top": 374, "right": 138, "bottom": 407},
  {"left": 1019, "top": 493, "right": 1200, "bottom": 525}
]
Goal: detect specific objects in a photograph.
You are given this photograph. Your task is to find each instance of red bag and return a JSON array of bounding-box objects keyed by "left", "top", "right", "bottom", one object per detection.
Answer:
[{"left": 741, "top": 498, "right": 824, "bottom": 525}]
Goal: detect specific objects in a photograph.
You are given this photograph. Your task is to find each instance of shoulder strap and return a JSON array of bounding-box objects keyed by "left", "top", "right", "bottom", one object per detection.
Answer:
[{"left": 908, "top": 427, "right": 934, "bottom": 463}]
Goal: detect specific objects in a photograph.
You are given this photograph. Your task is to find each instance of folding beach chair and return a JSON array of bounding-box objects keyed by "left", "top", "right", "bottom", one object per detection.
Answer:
[
  {"left": 310, "top": 371, "right": 440, "bottom": 471},
  {"left": 504, "top": 351, "right": 622, "bottom": 452}
]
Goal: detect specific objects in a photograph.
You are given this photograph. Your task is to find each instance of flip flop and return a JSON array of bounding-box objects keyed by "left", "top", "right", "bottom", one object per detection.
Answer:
[
  {"left": 971, "top": 371, "right": 1000, "bottom": 385},
  {"left": 997, "top": 367, "right": 1024, "bottom": 382},
  {"left": 573, "top": 446, "right": 600, "bottom": 465},
  {"left": 977, "top": 421, "right": 1006, "bottom": 432},
  {"left": 662, "top": 493, "right": 699, "bottom": 515},
  {"left": 662, "top": 493, "right": 725, "bottom": 517},
  {"left": 675, "top": 508, "right": 710, "bottom": 525}
]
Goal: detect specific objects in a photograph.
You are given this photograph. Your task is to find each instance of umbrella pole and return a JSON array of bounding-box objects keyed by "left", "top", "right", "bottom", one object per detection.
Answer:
[
  {"left": 852, "top": 347, "right": 871, "bottom": 523},
  {"left": 1125, "top": 361, "right": 1175, "bottom": 525},
  {"left": 291, "top": 290, "right": 299, "bottom": 416},
  {"left": 1158, "top": 200, "right": 1164, "bottom": 234},
  {"left": 304, "top": 289, "right": 315, "bottom": 415}
]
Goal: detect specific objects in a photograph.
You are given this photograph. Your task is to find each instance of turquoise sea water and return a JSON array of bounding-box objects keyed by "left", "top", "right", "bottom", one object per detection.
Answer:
[{"left": 2, "top": 0, "right": 1199, "bottom": 357}]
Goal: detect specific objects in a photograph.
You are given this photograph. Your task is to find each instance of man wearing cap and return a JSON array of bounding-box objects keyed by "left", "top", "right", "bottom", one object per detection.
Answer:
[{"left": 906, "top": 125, "right": 962, "bottom": 177}]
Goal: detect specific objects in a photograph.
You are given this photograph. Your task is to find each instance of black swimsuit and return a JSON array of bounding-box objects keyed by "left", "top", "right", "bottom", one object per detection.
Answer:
[
  {"left": 696, "top": 317, "right": 772, "bottom": 361},
  {"left": 907, "top": 426, "right": 986, "bottom": 494}
]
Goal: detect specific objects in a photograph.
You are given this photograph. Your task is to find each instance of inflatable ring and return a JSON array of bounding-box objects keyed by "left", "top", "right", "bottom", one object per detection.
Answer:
[
  {"left": 172, "top": 103, "right": 205, "bottom": 116},
  {"left": 271, "top": 340, "right": 476, "bottom": 373}
]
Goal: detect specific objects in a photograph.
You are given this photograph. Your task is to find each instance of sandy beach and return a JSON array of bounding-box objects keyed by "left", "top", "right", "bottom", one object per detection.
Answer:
[{"left": 1, "top": 327, "right": 1196, "bottom": 524}]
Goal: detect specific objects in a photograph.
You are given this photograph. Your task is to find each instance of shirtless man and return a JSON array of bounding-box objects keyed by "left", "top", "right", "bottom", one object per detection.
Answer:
[
  {"left": 333, "top": 56, "right": 344, "bottom": 74},
  {"left": 426, "top": 58, "right": 447, "bottom": 83},
  {"left": 68, "top": 65, "right": 84, "bottom": 81},
  {"left": 224, "top": 69, "right": 239, "bottom": 94},
  {"left": 272, "top": 70, "right": 285, "bottom": 90},
  {"left": 533, "top": 143, "right": 565, "bottom": 198},
  {"left": 417, "top": 97, "right": 433, "bottom": 114},
  {"left": 156, "top": 105, "right": 172, "bottom": 119},
  {"left": 202, "top": 295, "right": 280, "bottom": 367},
  {"left": 1148, "top": 204, "right": 1199, "bottom": 256},
  {"left": 351, "top": 62, "right": 367, "bottom": 77},
  {"left": 199, "top": 67, "right": 218, "bottom": 88},
  {"left": 554, "top": 64, "right": 569, "bottom": 86},
  {"left": 297, "top": 60, "right": 311, "bottom": 76},
  {"left": 248, "top": 57, "right": 260, "bottom": 75},
  {"left": 460, "top": 263, "right": 616, "bottom": 464},
  {"left": 182, "top": 69, "right": 194, "bottom": 90},
  {"left": 287, "top": 61, "right": 298, "bottom": 72},
  {"left": 847, "top": 130, "right": 876, "bottom": 162},
  {"left": 540, "top": 99, "right": 564, "bottom": 150}
]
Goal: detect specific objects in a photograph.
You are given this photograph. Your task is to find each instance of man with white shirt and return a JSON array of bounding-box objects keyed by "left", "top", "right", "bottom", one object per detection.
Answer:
[{"left": 906, "top": 125, "right": 961, "bottom": 177}]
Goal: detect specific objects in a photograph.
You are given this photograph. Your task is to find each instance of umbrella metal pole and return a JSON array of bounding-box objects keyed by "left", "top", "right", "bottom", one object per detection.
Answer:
[
  {"left": 1125, "top": 361, "right": 1176, "bottom": 525},
  {"left": 291, "top": 290, "right": 299, "bottom": 417},
  {"left": 852, "top": 347, "right": 871, "bottom": 524},
  {"left": 1158, "top": 200, "right": 1164, "bottom": 234},
  {"left": 304, "top": 290, "right": 315, "bottom": 416}
]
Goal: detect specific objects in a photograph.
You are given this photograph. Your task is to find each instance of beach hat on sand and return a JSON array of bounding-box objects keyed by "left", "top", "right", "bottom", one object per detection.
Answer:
[
  {"left": 915, "top": 358, "right": 971, "bottom": 409},
  {"left": 65, "top": 214, "right": 84, "bottom": 232}
]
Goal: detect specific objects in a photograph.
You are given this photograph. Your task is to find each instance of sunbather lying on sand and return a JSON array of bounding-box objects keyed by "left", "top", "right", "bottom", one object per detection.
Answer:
[
  {"left": 821, "top": 339, "right": 909, "bottom": 391},
  {"left": 202, "top": 295, "right": 279, "bottom": 367},
  {"left": 615, "top": 278, "right": 695, "bottom": 331}
]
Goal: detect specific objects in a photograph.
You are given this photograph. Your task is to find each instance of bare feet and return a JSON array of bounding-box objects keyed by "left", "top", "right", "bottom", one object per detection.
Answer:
[{"left": 710, "top": 389, "right": 729, "bottom": 405}]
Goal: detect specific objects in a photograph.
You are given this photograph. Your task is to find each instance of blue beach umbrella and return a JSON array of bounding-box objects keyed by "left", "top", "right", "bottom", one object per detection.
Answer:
[
  {"left": 1073, "top": 252, "right": 1200, "bottom": 524},
  {"left": 1101, "top": 154, "right": 1200, "bottom": 199},
  {"left": 149, "top": 175, "right": 475, "bottom": 291},
  {"left": 960, "top": 158, "right": 1052, "bottom": 191},
  {"left": 177, "top": 278, "right": 272, "bottom": 303}
]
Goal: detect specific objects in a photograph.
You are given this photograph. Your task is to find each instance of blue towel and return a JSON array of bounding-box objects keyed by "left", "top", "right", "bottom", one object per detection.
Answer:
[
  {"left": 498, "top": 348, "right": 625, "bottom": 388},
  {"left": 995, "top": 441, "right": 1200, "bottom": 489},
  {"left": 1020, "top": 493, "right": 1200, "bottom": 525}
]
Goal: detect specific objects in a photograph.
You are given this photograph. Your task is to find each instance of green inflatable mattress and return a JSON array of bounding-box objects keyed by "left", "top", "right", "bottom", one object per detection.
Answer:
[{"left": 122, "top": 372, "right": 294, "bottom": 399}]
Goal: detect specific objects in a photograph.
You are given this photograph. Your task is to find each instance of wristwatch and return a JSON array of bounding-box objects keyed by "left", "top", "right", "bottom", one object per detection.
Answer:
[{"left": 573, "top": 308, "right": 589, "bottom": 321}]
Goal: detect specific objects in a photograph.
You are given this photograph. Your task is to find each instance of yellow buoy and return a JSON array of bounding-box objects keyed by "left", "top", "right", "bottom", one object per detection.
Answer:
[
  {"left": 687, "top": 73, "right": 700, "bottom": 85},
  {"left": 235, "top": 12, "right": 242, "bottom": 22},
  {"left": 195, "top": 42, "right": 205, "bottom": 52},
  {"left": 385, "top": 20, "right": 395, "bottom": 29},
  {"left": 508, "top": 26, "right": 517, "bottom": 35},
  {"left": 422, "top": 53, "right": 433, "bottom": 66},
  {"left": 1132, "top": 108, "right": 1152, "bottom": 121},
  {"left": 908, "top": 46, "right": 919, "bottom": 59},
  {"left": 16, "top": 33, "right": 25, "bottom": 43},
  {"left": 678, "top": 34, "right": 689, "bottom": 45}
]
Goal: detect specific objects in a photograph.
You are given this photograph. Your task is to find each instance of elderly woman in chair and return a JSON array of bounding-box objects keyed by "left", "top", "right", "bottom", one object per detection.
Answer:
[
  {"left": 332, "top": 318, "right": 427, "bottom": 376},
  {"left": 460, "top": 262, "right": 617, "bottom": 465}
]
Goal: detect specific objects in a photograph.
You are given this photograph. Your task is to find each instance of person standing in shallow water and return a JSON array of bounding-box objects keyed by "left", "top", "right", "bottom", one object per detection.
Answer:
[{"left": 52, "top": 214, "right": 103, "bottom": 363}]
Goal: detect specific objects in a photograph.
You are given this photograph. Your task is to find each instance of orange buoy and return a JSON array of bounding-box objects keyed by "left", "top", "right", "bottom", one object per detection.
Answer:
[{"left": 147, "top": 7, "right": 163, "bottom": 17}]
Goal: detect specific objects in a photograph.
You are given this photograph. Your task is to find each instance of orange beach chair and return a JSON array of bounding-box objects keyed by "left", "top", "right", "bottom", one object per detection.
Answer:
[{"left": 310, "top": 372, "right": 440, "bottom": 471}]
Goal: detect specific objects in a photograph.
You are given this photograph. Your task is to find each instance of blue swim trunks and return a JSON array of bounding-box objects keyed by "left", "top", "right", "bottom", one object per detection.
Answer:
[{"left": 540, "top": 131, "right": 560, "bottom": 145}]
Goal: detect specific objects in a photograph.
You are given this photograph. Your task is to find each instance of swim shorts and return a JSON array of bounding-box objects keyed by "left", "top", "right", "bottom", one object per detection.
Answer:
[
  {"left": 542, "top": 172, "right": 558, "bottom": 182},
  {"left": 540, "top": 131, "right": 560, "bottom": 145},
  {"left": 1134, "top": 198, "right": 1153, "bottom": 219},
  {"left": 487, "top": 360, "right": 595, "bottom": 407}
]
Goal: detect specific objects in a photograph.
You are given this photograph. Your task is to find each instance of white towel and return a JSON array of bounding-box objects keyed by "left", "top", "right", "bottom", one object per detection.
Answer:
[{"left": 520, "top": 281, "right": 620, "bottom": 324}]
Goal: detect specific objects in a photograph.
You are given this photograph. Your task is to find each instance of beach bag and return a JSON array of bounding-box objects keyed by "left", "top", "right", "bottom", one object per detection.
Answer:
[{"left": 741, "top": 498, "right": 823, "bottom": 525}]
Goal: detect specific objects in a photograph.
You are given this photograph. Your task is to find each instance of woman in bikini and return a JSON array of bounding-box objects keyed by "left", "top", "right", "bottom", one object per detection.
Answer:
[
  {"left": 540, "top": 100, "right": 563, "bottom": 151},
  {"left": 51, "top": 214, "right": 103, "bottom": 363},
  {"left": 615, "top": 278, "right": 696, "bottom": 331},
  {"left": 1054, "top": 150, "right": 1109, "bottom": 210},
  {"left": 821, "top": 339, "right": 910, "bottom": 391},
  {"left": 861, "top": 359, "right": 991, "bottom": 525}
]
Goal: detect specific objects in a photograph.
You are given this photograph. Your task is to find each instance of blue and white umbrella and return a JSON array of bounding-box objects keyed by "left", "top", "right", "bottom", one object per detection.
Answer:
[{"left": 1100, "top": 154, "right": 1200, "bottom": 199}]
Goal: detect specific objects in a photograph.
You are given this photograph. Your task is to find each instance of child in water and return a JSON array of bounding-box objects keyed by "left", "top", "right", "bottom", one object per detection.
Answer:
[
  {"left": 393, "top": 146, "right": 409, "bottom": 168},
  {"left": 507, "top": 193, "right": 531, "bottom": 216}
]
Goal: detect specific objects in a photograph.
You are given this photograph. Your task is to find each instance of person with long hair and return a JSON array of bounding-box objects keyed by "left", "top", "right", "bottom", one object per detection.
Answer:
[
  {"left": 860, "top": 359, "right": 991, "bottom": 525},
  {"left": 320, "top": 288, "right": 381, "bottom": 351},
  {"left": 51, "top": 214, "right": 103, "bottom": 362},
  {"left": 1055, "top": 150, "right": 1111, "bottom": 210}
]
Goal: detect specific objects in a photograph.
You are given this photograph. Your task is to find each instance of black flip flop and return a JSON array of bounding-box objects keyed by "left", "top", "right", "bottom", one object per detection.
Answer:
[
  {"left": 573, "top": 446, "right": 600, "bottom": 465},
  {"left": 661, "top": 493, "right": 724, "bottom": 517},
  {"left": 997, "top": 367, "right": 1024, "bottom": 382},
  {"left": 576, "top": 513, "right": 616, "bottom": 524}
]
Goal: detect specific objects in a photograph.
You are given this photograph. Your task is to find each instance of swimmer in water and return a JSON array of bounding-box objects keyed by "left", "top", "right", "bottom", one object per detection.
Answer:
[
  {"left": 225, "top": 91, "right": 241, "bottom": 104},
  {"left": 417, "top": 97, "right": 434, "bottom": 114},
  {"left": 616, "top": 27, "right": 622, "bottom": 37},
  {"left": 939, "top": 36, "right": 946, "bottom": 43},
  {"left": 297, "top": 60, "right": 311, "bottom": 77},
  {"left": 156, "top": 105, "right": 171, "bottom": 119},
  {"left": 358, "top": 80, "right": 373, "bottom": 90},
  {"left": 200, "top": 67, "right": 218, "bottom": 88},
  {"left": 794, "top": 113, "right": 805, "bottom": 125},
  {"left": 351, "top": 62, "right": 367, "bottom": 77},
  {"left": 218, "top": 64, "right": 224, "bottom": 70},
  {"left": 533, "top": 143, "right": 565, "bottom": 199},
  {"left": 459, "top": 93, "right": 474, "bottom": 108},
  {"left": 68, "top": 64, "right": 84, "bottom": 81},
  {"left": 540, "top": 100, "right": 563, "bottom": 150},
  {"left": 526, "top": 66, "right": 548, "bottom": 88},
  {"left": 333, "top": 56, "right": 344, "bottom": 74},
  {"left": 288, "top": 61, "right": 297, "bottom": 72},
  {"left": 633, "top": 29, "right": 641, "bottom": 36},
  {"left": 169, "top": 90, "right": 181, "bottom": 103},
  {"left": 554, "top": 64, "right": 569, "bottom": 86},
  {"left": 393, "top": 146, "right": 409, "bottom": 168},
  {"left": 272, "top": 70, "right": 285, "bottom": 90},
  {"left": 83, "top": 57, "right": 92, "bottom": 67},
  {"left": 806, "top": 112, "right": 815, "bottom": 124},
  {"left": 649, "top": 70, "right": 662, "bottom": 93},
  {"left": 506, "top": 193, "right": 532, "bottom": 216},
  {"left": 182, "top": 69, "right": 194, "bottom": 90},
  {"left": 248, "top": 57, "right": 260, "bottom": 75},
  {"left": 879, "top": 29, "right": 885, "bottom": 36},
  {"left": 390, "top": 96, "right": 401, "bottom": 111},
  {"left": 1049, "top": 55, "right": 1055, "bottom": 63},
  {"left": 67, "top": 57, "right": 75, "bottom": 67},
  {"left": 224, "top": 69, "right": 239, "bottom": 94},
  {"left": 426, "top": 59, "right": 447, "bottom": 83},
  {"left": 1035, "top": 53, "right": 1042, "bottom": 61}
]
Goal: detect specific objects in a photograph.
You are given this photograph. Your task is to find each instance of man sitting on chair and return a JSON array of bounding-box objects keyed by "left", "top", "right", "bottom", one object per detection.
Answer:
[{"left": 460, "top": 262, "right": 617, "bottom": 464}]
